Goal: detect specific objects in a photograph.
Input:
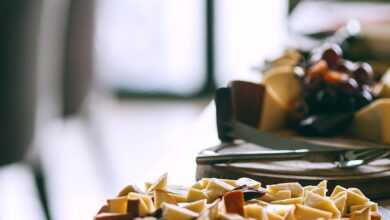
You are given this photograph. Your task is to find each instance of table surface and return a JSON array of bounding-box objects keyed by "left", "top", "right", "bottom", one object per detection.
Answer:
[{"left": 1, "top": 98, "right": 389, "bottom": 220}]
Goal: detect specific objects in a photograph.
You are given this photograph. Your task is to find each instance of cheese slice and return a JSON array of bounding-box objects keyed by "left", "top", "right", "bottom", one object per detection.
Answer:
[
  {"left": 332, "top": 191, "right": 347, "bottom": 216},
  {"left": 258, "top": 71, "right": 302, "bottom": 131},
  {"left": 294, "top": 204, "right": 333, "bottom": 220},
  {"left": 162, "top": 203, "right": 198, "bottom": 220},
  {"left": 303, "top": 191, "right": 341, "bottom": 218},
  {"left": 349, "top": 98, "right": 390, "bottom": 144},
  {"left": 243, "top": 204, "right": 268, "bottom": 220},
  {"left": 267, "top": 182, "right": 303, "bottom": 198},
  {"left": 350, "top": 207, "right": 370, "bottom": 220},
  {"left": 181, "top": 199, "right": 206, "bottom": 213}
]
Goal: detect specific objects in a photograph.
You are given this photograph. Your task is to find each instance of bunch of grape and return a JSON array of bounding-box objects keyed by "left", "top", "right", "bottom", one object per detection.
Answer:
[
  {"left": 291, "top": 44, "right": 376, "bottom": 136},
  {"left": 301, "top": 44, "right": 374, "bottom": 114}
]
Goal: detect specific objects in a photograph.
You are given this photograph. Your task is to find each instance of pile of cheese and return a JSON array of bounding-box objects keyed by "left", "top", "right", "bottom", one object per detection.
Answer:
[{"left": 95, "top": 174, "right": 381, "bottom": 220}]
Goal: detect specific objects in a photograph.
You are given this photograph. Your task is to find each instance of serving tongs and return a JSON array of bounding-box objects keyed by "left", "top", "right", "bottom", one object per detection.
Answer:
[{"left": 196, "top": 81, "right": 390, "bottom": 168}]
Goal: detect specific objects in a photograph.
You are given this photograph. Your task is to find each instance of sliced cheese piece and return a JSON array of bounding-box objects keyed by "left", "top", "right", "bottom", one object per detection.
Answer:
[
  {"left": 349, "top": 99, "right": 390, "bottom": 144},
  {"left": 348, "top": 188, "right": 366, "bottom": 198},
  {"left": 191, "top": 181, "right": 203, "bottom": 190},
  {"left": 186, "top": 187, "right": 208, "bottom": 202},
  {"left": 221, "top": 179, "right": 238, "bottom": 188},
  {"left": 271, "top": 197, "right": 303, "bottom": 205},
  {"left": 262, "top": 68, "right": 302, "bottom": 107},
  {"left": 117, "top": 184, "right": 144, "bottom": 197},
  {"left": 330, "top": 186, "right": 347, "bottom": 199},
  {"left": 284, "top": 208, "right": 297, "bottom": 220},
  {"left": 267, "top": 183, "right": 303, "bottom": 198},
  {"left": 144, "top": 182, "right": 153, "bottom": 191},
  {"left": 294, "top": 204, "right": 333, "bottom": 220},
  {"left": 243, "top": 204, "right": 268, "bottom": 220},
  {"left": 272, "top": 190, "right": 292, "bottom": 201},
  {"left": 258, "top": 86, "right": 288, "bottom": 131},
  {"left": 350, "top": 207, "right": 370, "bottom": 220},
  {"left": 378, "top": 83, "right": 390, "bottom": 98},
  {"left": 332, "top": 191, "right": 347, "bottom": 215},
  {"left": 258, "top": 71, "right": 302, "bottom": 131},
  {"left": 162, "top": 203, "right": 198, "bottom": 220},
  {"left": 199, "top": 178, "right": 210, "bottom": 188},
  {"left": 205, "top": 179, "right": 235, "bottom": 202},
  {"left": 107, "top": 196, "right": 129, "bottom": 214},
  {"left": 154, "top": 190, "right": 177, "bottom": 208},
  {"left": 147, "top": 173, "right": 168, "bottom": 192},
  {"left": 346, "top": 190, "right": 369, "bottom": 207},
  {"left": 219, "top": 213, "right": 245, "bottom": 220},
  {"left": 169, "top": 193, "right": 187, "bottom": 203},
  {"left": 350, "top": 202, "right": 378, "bottom": 213},
  {"left": 303, "top": 191, "right": 341, "bottom": 218},
  {"left": 95, "top": 213, "right": 134, "bottom": 220},
  {"left": 265, "top": 204, "right": 294, "bottom": 218},
  {"left": 128, "top": 192, "right": 154, "bottom": 216},
  {"left": 181, "top": 199, "right": 206, "bottom": 213},
  {"left": 267, "top": 211, "right": 284, "bottom": 220},
  {"left": 235, "top": 177, "right": 261, "bottom": 189},
  {"left": 316, "top": 180, "right": 328, "bottom": 197}
]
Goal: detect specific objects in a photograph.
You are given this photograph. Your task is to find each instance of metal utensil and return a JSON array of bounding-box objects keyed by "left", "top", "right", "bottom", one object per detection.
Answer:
[
  {"left": 197, "top": 146, "right": 390, "bottom": 168},
  {"left": 196, "top": 149, "right": 310, "bottom": 164},
  {"left": 337, "top": 149, "right": 390, "bottom": 168}
]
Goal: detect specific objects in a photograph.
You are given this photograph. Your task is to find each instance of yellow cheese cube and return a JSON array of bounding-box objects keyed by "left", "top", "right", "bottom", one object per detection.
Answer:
[
  {"left": 154, "top": 190, "right": 177, "bottom": 208},
  {"left": 169, "top": 193, "right": 187, "bottom": 203},
  {"left": 186, "top": 187, "right": 208, "bottom": 202},
  {"left": 205, "top": 179, "right": 235, "bottom": 202},
  {"left": 258, "top": 71, "right": 302, "bottom": 131},
  {"left": 117, "top": 185, "right": 143, "bottom": 197},
  {"left": 346, "top": 190, "right": 369, "bottom": 207},
  {"left": 128, "top": 193, "right": 154, "bottom": 215},
  {"left": 147, "top": 173, "right": 168, "bottom": 192},
  {"left": 181, "top": 199, "right": 206, "bottom": 213},
  {"left": 349, "top": 99, "right": 390, "bottom": 144},
  {"left": 350, "top": 207, "right": 370, "bottom": 220},
  {"left": 107, "top": 196, "right": 128, "bottom": 214},
  {"left": 303, "top": 191, "right": 341, "bottom": 218},
  {"left": 350, "top": 202, "right": 378, "bottom": 213},
  {"left": 244, "top": 204, "right": 268, "bottom": 220},
  {"left": 162, "top": 203, "right": 198, "bottom": 220},
  {"left": 267, "top": 211, "right": 284, "bottom": 220},
  {"left": 332, "top": 191, "right": 347, "bottom": 215},
  {"left": 267, "top": 183, "right": 303, "bottom": 198},
  {"left": 271, "top": 197, "right": 303, "bottom": 205},
  {"left": 330, "top": 186, "right": 347, "bottom": 199},
  {"left": 191, "top": 181, "right": 203, "bottom": 190},
  {"left": 294, "top": 204, "right": 333, "bottom": 220}
]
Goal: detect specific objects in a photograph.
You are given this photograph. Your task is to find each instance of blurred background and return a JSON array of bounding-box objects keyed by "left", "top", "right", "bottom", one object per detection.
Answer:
[{"left": 0, "top": 0, "right": 389, "bottom": 220}]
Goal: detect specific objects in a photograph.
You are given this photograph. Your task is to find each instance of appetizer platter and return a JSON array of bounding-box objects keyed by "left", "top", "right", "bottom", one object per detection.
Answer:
[
  {"left": 94, "top": 173, "right": 389, "bottom": 220},
  {"left": 196, "top": 24, "right": 390, "bottom": 198}
]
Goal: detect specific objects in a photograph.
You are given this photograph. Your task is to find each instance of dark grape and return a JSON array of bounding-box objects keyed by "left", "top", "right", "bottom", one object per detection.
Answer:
[
  {"left": 352, "top": 62, "right": 374, "bottom": 85},
  {"left": 339, "top": 78, "right": 359, "bottom": 95},
  {"left": 336, "top": 60, "right": 357, "bottom": 74},
  {"left": 354, "top": 88, "right": 374, "bottom": 109},
  {"left": 321, "top": 44, "right": 343, "bottom": 69}
]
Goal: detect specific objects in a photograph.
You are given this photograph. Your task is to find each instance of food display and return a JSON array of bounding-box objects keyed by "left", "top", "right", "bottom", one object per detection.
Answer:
[
  {"left": 94, "top": 174, "right": 382, "bottom": 220},
  {"left": 255, "top": 42, "right": 390, "bottom": 144}
]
